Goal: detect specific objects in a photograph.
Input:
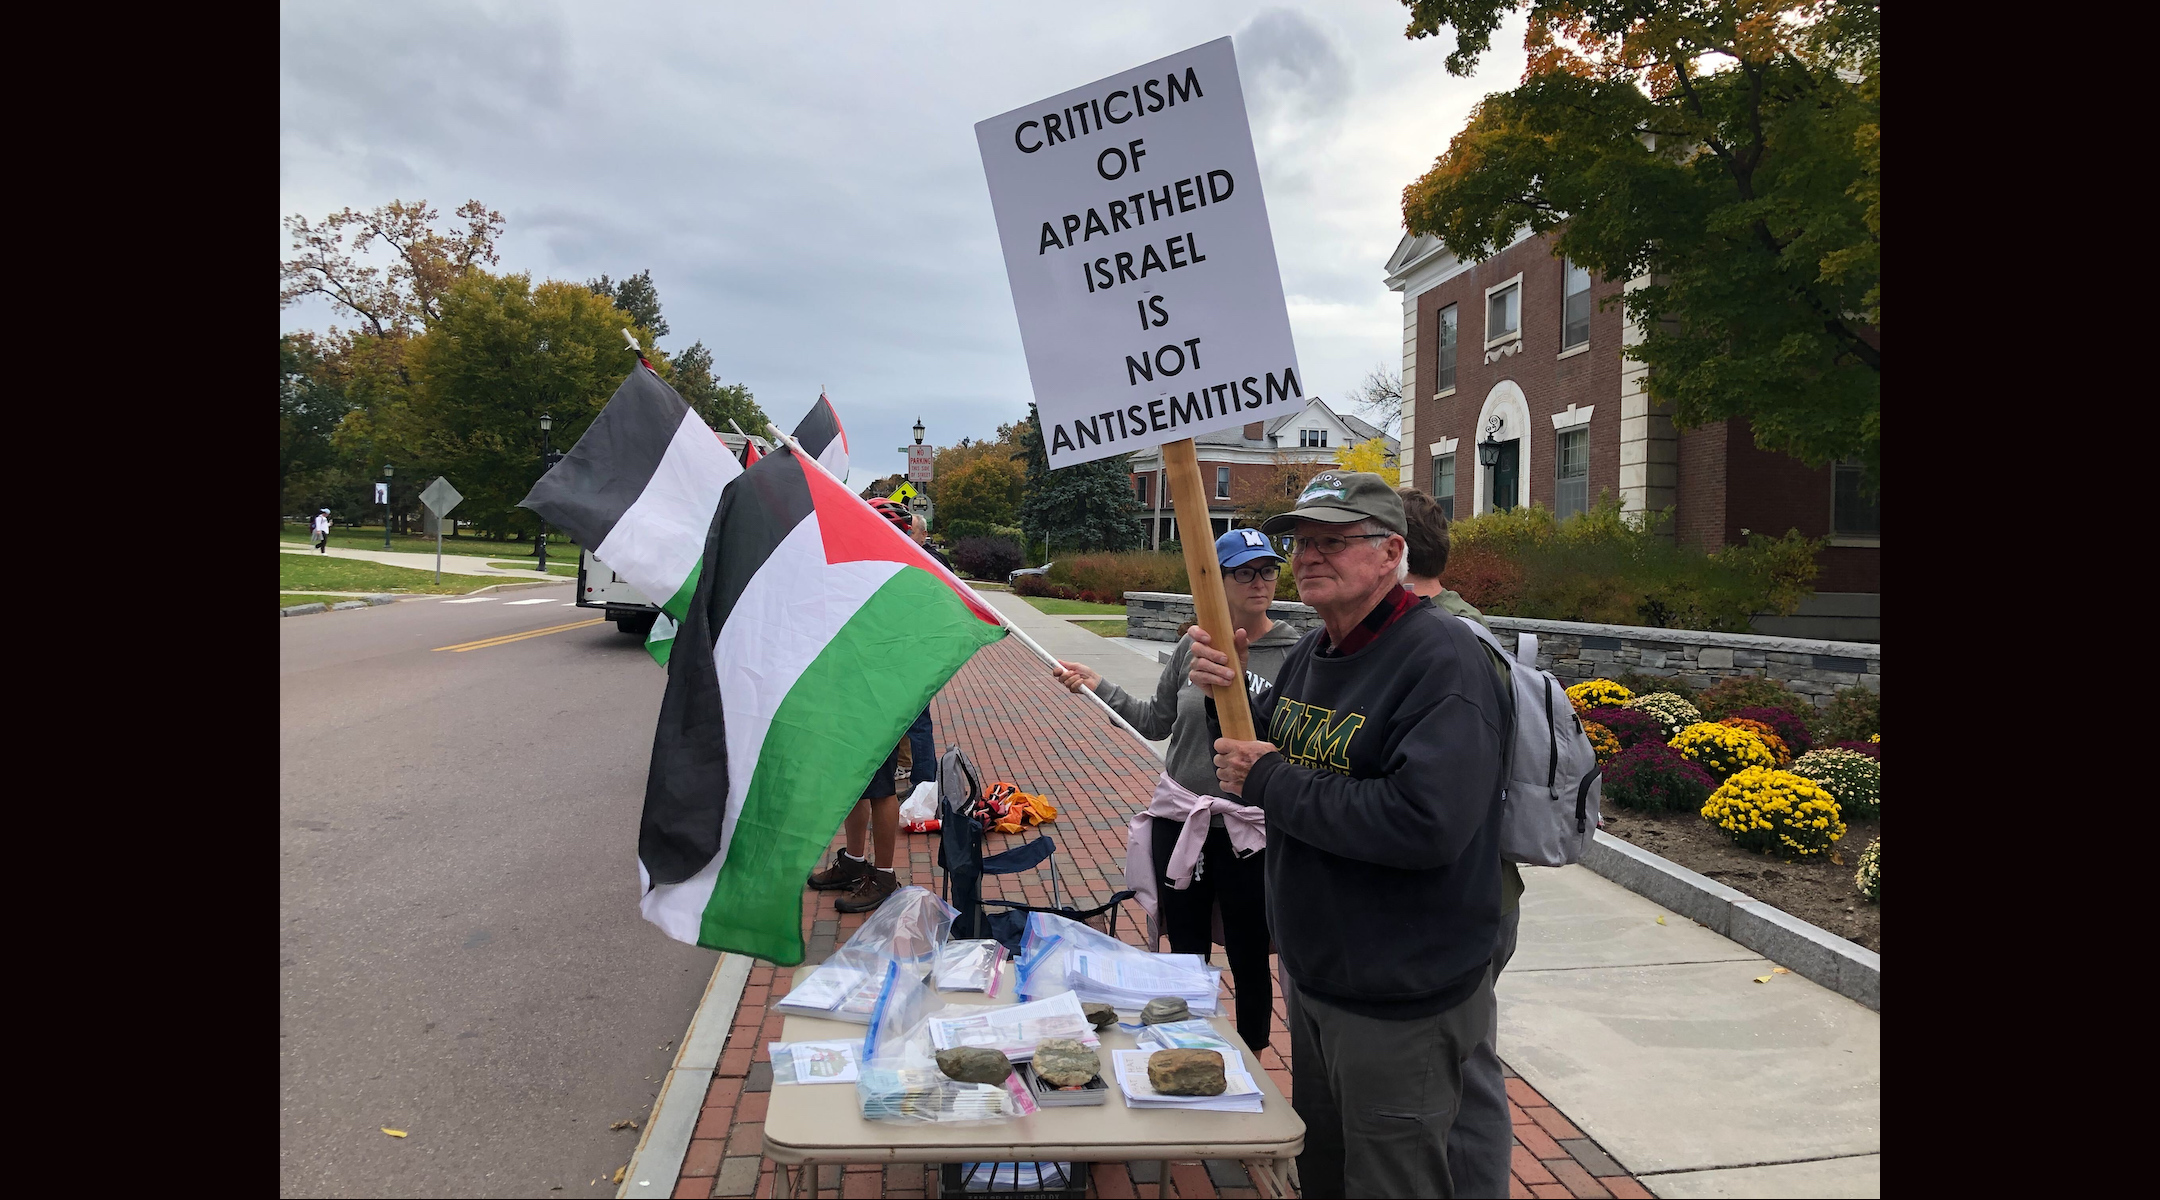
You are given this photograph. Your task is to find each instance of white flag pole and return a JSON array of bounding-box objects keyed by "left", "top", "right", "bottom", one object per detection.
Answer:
[{"left": 761, "top": 423, "right": 1159, "bottom": 755}]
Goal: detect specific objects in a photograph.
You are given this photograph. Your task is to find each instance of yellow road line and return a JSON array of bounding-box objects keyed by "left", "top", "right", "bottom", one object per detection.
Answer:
[{"left": 433, "top": 618, "right": 606, "bottom": 653}]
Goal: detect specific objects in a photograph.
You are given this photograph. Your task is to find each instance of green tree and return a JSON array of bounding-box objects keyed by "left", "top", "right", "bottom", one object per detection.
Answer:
[
  {"left": 404, "top": 271, "right": 663, "bottom": 540},
  {"left": 1014, "top": 407, "right": 1144, "bottom": 552},
  {"left": 1397, "top": 0, "right": 1879, "bottom": 483},
  {"left": 280, "top": 334, "right": 356, "bottom": 518},
  {"left": 937, "top": 454, "right": 1024, "bottom": 533},
  {"left": 587, "top": 269, "right": 670, "bottom": 339},
  {"left": 667, "top": 340, "right": 772, "bottom": 438}
]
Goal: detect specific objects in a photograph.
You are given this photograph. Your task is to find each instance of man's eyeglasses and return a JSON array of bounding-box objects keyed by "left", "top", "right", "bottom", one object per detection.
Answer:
[
  {"left": 1228, "top": 563, "right": 1280, "bottom": 584},
  {"left": 1291, "top": 533, "right": 1392, "bottom": 558}
]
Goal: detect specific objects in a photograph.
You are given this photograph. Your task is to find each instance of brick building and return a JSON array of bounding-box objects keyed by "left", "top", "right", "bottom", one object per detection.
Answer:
[
  {"left": 1384, "top": 230, "right": 1879, "bottom": 637},
  {"left": 1124, "top": 397, "right": 1397, "bottom": 549}
]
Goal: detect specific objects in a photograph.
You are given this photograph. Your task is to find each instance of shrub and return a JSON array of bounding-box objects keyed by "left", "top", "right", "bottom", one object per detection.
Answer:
[
  {"left": 1612, "top": 671, "right": 1697, "bottom": 703},
  {"left": 1816, "top": 686, "right": 1880, "bottom": 744},
  {"left": 1582, "top": 721, "right": 1622, "bottom": 765},
  {"left": 1671, "top": 721, "right": 1780, "bottom": 779},
  {"left": 1719, "top": 717, "right": 1792, "bottom": 766},
  {"left": 1834, "top": 739, "right": 1879, "bottom": 761},
  {"left": 1603, "top": 742, "right": 1719, "bottom": 812},
  {"left": 1566, "top": 679, "right": 1633, "bottom": 714},
  {"left": 1791, "top": 748, "right": 1880, "bottom": 820},
  {"left": 1048, "top": 552, "right": 1188, "bottom": 605},
  {"left": 1700, "top": 766, "right": 1847, "bottom": 857},
  {"left": 1696, "top": 676, "right": 1809, "bottom": 722},
  {"left": 1624, "top": 692, "right": 1702, "bottom": 741},
  {"left": 1012, "top": 573, "right": 1080, "bottom": 600},
  {"left": 1582, "top": 706, "right": 1663, "bottom": 750},
  {"left": 1443, "top": 500, "right": 1821, "bottom": 630},
  {"left": 948, "top": 537, "right": 1024, "bottom": 582},
  {"left": 1853, "top": 838, "right": 1880, "bottom": 902},
  {"left": 1727, "top": 705, "right": 1812, "bottom": 755}
]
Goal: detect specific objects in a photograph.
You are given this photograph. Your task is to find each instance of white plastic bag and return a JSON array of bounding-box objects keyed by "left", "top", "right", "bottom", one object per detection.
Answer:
[
  {"left": 900, "top": 780, "right": 940, "bottom": 823},
  {"left": 777, "top": 886, "right": 957, "bottom": 1023}
]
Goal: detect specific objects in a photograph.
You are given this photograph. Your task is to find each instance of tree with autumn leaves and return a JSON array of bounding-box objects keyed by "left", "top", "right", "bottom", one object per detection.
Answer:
[
  {"left": 279, "top": 199, "right": 769, "bottom": 539},
  {"left": 1398, "top": 0, "right": 1879, "bottom": 484}
]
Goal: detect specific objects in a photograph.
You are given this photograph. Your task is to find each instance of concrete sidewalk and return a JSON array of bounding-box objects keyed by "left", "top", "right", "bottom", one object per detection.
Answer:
[{"left": 279, "top": 541, "right": 567, "bottom": 579}]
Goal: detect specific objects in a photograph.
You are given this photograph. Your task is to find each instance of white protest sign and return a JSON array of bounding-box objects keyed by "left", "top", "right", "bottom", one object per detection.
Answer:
[{"left": 976, "top": 37, "right": 1301, "bottom": 470}]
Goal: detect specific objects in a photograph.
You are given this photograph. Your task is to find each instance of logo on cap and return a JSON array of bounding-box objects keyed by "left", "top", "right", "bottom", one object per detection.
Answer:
[
  {"left": 1300, "top": 474, "right": 1347, "bottom": 504},
  {"left": 1239, "top": 530, "right": 1269, "bottom": 549}
]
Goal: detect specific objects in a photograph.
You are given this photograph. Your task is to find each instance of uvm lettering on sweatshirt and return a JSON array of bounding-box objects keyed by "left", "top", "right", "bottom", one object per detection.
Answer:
[{"left": 1269, "top": 700, "right": 1366, "bottom": 774}]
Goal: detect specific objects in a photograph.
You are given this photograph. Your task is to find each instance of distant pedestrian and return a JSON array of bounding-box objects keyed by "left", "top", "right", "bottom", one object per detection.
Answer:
[{"left": 312, "top": 509, "right": 332, "bottom": 553}]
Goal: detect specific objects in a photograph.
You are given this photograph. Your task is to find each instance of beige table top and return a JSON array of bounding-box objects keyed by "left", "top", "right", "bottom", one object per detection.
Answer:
[{"left": 762, "top": 965, "right": 1305, "bottom": 1165}]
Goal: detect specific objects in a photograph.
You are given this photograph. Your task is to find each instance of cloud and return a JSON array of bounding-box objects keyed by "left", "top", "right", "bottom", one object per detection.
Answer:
[{"left": 280, "top": 2, "right": 1523, "bottom": 482}]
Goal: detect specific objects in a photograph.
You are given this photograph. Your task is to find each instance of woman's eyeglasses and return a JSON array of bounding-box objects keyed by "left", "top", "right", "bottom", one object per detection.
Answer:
[{"left": 1228, "top": 563, "right": 1281, "bottom": 584}]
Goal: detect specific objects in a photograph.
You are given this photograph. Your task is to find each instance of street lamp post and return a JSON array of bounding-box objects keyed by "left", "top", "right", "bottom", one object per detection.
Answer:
[
  {"left": 538, "top": 413, "right": 554, "bottom": 575},
  {"left": 382, "top": 463, "right": 394, "bottom": 548}
]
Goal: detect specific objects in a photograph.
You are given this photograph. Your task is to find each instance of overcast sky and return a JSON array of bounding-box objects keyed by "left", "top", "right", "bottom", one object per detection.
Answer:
[{"left": 280, "top": 1, "right": 1525, "bottom": 488}]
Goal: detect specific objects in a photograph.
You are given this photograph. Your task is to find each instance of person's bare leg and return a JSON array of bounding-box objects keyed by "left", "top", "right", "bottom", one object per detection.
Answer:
[
  {"left": 843, "top": 799, "right": 871, "bottom": 859},
  {"left": 869, "top": 795, "right": 900, "bottom": 869}
]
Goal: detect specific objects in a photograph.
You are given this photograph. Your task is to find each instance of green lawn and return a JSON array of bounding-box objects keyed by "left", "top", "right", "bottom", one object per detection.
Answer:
[
  {"left": 282, "top": 522, "right": 573, "bottom": 561},
  {"left": 1021, "top": 596, "right": 1126, "bottom": 616},
  {"left": 281, "top": 555, "right": 505, "bottom": 595},
  {"left": 488, "top": 561, "right": 579, "bottom": 577},
  {"left": 1074, "top": 619, "right": 1129, "bottom": 638}
]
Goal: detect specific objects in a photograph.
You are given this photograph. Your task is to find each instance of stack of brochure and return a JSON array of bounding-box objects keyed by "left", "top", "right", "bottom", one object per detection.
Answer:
[
  {"left": 1065, "top": 948, "right": 1222, "bottom": 1016},
  {"left": 935, "top": 939, "right": 1006, "bottom": 995},
  {"left": 1109, "top": 1048, "right": 1263, "bottom": 1113},
  {"left": 924, "top": 991, "right": 1099, "bottom": 1062},
  {"left": 1134, "top": 1018, "right": 1241, "bottom": 1056},
  {"left": 774, "top": 960, "right": 894, "bottom": 1024},
  {"left": 767, "top": 1039, "right": 864, "bottom": 1085},
  {"left": 955, "top": 1162, "right": 1072, "bottom": 1192}
]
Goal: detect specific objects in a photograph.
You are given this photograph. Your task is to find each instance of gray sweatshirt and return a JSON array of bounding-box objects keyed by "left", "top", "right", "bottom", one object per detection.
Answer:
[{"left": 1093, "top": 620, "right": 1308, "bottom": 804}]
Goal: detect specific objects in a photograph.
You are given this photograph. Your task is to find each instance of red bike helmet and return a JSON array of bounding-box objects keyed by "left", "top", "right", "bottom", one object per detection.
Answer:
[{"left": 869, "top": 497, "right": 914, "bottom": 535}]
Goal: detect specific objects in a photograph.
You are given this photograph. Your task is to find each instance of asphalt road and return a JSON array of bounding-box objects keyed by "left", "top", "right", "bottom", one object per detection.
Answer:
[{"left": 280, "top": 585, "right": 717, "bottom": 1198}]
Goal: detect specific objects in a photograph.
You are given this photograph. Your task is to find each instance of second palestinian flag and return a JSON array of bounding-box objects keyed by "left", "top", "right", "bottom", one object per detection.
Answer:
[{"left": 639, "top": 445, "right": 1004, "bottom": 963}]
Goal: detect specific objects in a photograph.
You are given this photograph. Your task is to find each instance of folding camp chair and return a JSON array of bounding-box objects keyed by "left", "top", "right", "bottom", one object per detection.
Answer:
[{"left": 935, "top": 745, "right": 1135, "bottom": 953}]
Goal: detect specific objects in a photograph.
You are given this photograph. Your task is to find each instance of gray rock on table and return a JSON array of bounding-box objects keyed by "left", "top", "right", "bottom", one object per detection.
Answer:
[
  {"left": 935, "top": 1046, "right": 1012, "bottom": 1085},
  {"left": 1139, "top": 997, "right": 1190, "bottom": 1025},
  {"left": 1032, "top": 1037, "right": 1101, "bottom": 1088},
  {"left": 1083, "top": 1002, "right": 1118, "bottom": 1029},
  {"left": 1146, "top": 1048, "right": 1226, "bottom": 1096}
]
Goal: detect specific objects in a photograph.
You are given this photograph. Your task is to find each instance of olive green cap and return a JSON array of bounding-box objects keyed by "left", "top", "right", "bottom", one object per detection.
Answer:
[{"left": 1259, "top": 470, "right": 1406, "bottom": 536}]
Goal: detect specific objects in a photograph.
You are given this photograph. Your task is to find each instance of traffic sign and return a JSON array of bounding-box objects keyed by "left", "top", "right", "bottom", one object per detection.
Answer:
[
  {"left": 420, "top": 476, "right": 464, "bottom": 518},
  {"left": 888, "top": 481, "right": 920, "bottom": 504},
  {"left": 907, "top": 444, "right": 934, "bottom": 483}
]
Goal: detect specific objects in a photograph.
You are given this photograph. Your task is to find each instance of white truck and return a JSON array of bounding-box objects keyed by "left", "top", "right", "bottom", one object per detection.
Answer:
[{"left": 577, "top": 429, "right": 767, "bottom": 636}]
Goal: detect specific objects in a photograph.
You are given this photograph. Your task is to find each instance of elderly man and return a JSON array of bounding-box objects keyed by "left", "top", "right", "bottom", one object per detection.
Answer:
[{"left": 1189, "top": 470, "right": 1513, "bottom": 1199}]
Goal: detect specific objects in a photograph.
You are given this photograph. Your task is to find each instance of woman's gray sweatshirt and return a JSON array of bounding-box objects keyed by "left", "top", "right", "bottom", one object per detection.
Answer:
[{"left": 1092, "top": 621, "right": 1307, "bottom": 804}]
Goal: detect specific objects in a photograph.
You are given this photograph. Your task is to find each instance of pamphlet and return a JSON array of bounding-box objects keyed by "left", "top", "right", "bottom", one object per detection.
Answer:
[
  {"left": 924, "top": 991, "right": 1098, "bottom": 1061},
  {"left": 768, "top": 1039, "right": 864, "bottom": 1085},
  {"left": 1110, "top": 1049, "right": 1263, "bottom": 1113}
]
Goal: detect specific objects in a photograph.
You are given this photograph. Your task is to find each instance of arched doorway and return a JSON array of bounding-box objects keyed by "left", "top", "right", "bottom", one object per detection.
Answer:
[{"left": 1474, "top": 380, "right": 1532, "bottom": 515}]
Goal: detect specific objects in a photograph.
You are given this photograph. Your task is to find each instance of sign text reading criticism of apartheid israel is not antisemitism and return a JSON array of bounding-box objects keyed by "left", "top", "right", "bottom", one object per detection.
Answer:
[{"left": 976, "top": 37, "right": 1302, "bottom": 469}]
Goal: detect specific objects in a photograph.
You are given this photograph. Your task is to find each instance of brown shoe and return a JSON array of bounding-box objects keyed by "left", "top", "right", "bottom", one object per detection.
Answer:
[
  {"left": 808, "top": 852, "right": 872, "bottom": 891},
  {"left": 834, "top": 869, "right": 898, "bottom": 914}
]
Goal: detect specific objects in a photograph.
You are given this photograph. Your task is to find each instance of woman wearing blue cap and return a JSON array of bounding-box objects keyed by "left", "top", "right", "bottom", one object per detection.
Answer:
[{"left": 1051, "top": 527, "right": 1300, "bottom": 1051}]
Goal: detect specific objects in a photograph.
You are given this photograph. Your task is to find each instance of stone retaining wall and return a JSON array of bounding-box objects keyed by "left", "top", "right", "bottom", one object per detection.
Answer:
[{"left": 1122, "top": 591, "right": 1880, "bottom": 707}]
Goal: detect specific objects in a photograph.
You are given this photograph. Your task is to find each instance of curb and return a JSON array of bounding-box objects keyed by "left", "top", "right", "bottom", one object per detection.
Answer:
[
  {"left": 618, "top": 953, "right": 753, "bottom": 1198},
  {"left": 1580, "top": 830, "right": 1880, "bottom": 1010},
  {"left": 281, "top": 594, "right": 401, "bottom": 617}
]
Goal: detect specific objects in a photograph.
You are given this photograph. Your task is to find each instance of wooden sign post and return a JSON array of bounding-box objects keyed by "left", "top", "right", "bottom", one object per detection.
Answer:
[{"left": 1160, "top": 437, "right": 1256, "bottom": 742}]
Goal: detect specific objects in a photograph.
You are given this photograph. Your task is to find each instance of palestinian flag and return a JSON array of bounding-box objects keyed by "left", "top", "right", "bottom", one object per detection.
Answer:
[
  {"left": 792, "top": 392, "right": 848, "bottom": 481},
  {"left": 638, "top": 445, "right": 1005, "bottom": 962},
  {"left": 736, "top": 437, "right": 762, "bottom": 468},
  {"left": 519, "top": 365, "right": 740, "bottom": 640}
]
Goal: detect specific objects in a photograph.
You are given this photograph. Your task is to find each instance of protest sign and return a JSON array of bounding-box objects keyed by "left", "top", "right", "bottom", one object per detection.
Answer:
[{"left": 975, "top": 37, "right": 1301, "bottom": 470}]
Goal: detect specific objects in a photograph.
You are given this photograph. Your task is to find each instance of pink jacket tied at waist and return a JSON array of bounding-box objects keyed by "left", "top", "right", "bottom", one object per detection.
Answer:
[{"left": 1125, "top": 772, "right": 1266, "bottom": 926}]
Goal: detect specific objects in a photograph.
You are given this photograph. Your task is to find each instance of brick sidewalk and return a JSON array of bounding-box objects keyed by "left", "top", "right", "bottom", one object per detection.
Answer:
[{"left": 674, "top": 637, "right": 1645, "bottom": 1199}]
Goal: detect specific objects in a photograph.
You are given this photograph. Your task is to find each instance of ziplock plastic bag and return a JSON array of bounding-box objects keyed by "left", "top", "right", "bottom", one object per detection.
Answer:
[
  {"left": 919, "top": 991, "right": 1098, "bottom": 1061},
  {"left": 856, "top": 963, "right": 1038, "bottom": 1124},
  {"left": 777, "top": 886, "right": 958, "bottom": 1023},
  {"left": 1015, "top": 910, "right": 1223, "bottom": 1014},
  {"left": 768, "top": 1039, "right": 864, "bottom": 1085}
]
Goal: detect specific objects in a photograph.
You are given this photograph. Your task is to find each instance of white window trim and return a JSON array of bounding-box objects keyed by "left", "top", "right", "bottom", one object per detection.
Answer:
[
  {"left": 1427, "top": 437, "right": 1460, "bottom": 457},
  {"left": 1473, "top": 380, "right": 1532, "bottom": 517},
  {"left": 1826, "top": 535, "right": 1880, "bottom": 548},
  {"left": 1483, "top": 272, "right": 1524, "bottom": 348},
  {"left": 1550, "top": 404, "right": 1594, "bottom": 431},
  {"left": 1555, "top": 342, "right": 1591, "bottom": 361},
  {"left": 1560, "top": 259, "right": 1594, "bottom": 353},
  {"left": 1433, "top": 385, "right": 1456, "bottom": 399}
]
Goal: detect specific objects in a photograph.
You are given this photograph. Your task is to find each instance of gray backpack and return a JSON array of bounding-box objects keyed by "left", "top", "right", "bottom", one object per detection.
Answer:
[{"left": 1457, "top": 618, "right": 1602, "bottom": 866}]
